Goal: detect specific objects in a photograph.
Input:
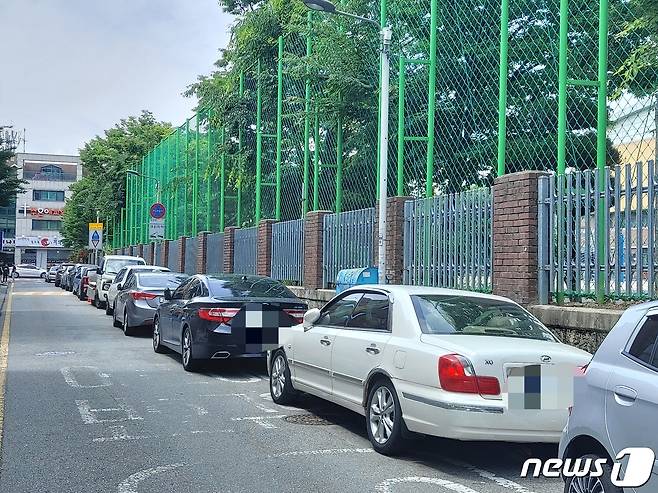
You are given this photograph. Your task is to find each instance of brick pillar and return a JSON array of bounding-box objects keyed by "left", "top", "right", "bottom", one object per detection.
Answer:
[
  {"left": 196, "top": 232, "right": 209, "bottom": 274},
  {"left": 257, "top": 220, "right": 276, "bottom": 277},
  {"left": 492, "top": 171, "right": 545, "bottom": 305},
  {"left": 177, "top": 237, "right": 187, "bottom": 273},
  {"left": 373, "top": 196, "right": 412, "bottom": 284},
  {"left": 303, "top": 210, "right": 331, "bottom": 290},
  {"left": 162, "top": 240, "right": 170, "bottom": 268},
  {"left": 149, "top": 243, "right": 155, "bottom": 265},
  {"left": 224, "top": 227, "right": 237, "bottom": 274}
]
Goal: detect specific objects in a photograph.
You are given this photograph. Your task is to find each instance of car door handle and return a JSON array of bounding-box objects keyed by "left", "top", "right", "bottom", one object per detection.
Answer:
[
  {"left": 320, "top": 339, "right": 331, "bottom": 346},
  {"left": 613, "top": 385, "right": 637, "bottom": 404},
  {"left": 365, "top": 346, "right": 380, "bottom": 355}
]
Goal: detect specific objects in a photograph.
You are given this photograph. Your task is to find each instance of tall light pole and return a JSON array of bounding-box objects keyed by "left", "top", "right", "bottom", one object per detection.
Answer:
[{"left": 302, "top": 0, "right": 391, "bottom": 284}]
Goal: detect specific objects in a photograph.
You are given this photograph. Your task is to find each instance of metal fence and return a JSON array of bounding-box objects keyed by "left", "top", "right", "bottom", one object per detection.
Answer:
[
  {"left": 323, "top": 208, "right": 376, "bottom": 288},
  {"left": 403, "top": 190, "right": 493, "bottom": 291},
  {"left": 185, "top": 237, "right": 198, "bottom": 275},
  {"left": 205, "top": 232, "right": 224, "bottom": 274},
  {"left": 271, "top": 219, "right": 304, "bottom": 285},
  {"left": 167, "top": 240, "right": 180, "bottom": 272},
  {"left": 539, "top": 161, "right": 658, "bottom": 303},
  {"left": 233, "top": 227, "right": 258, "bottom": 275}
]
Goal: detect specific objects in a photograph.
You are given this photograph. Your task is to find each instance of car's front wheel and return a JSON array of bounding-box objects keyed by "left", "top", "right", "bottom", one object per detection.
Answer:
[
  {"left": 105, "top": 300, "right": 113, "bottom": 316},
  {"left": 181, "top": 327, "right": 200, "bottom": 372},
  {"left": 564, "top": 455, "right": 622, "bottom": 493},
  {"left": 269, "top": 351, "right": 296, "bottom": 405},
  {"left": 152, "top": 317, "right": 166, "bottom": 354},
  {"left": 366, "top": 380, "right": 405, "bottom": 455},
  {"left": 112, "top": 303, "right": 121, "bottom": 328},
  {"left": 40, "top": 272, "right": 46, "bottom": 279}
]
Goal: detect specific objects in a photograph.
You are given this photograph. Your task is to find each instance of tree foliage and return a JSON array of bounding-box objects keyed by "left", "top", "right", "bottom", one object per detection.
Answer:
[
  {"left": 62, "top": 112, "right": 171, "bottom": 250},
  {"left": 0, "top": 129, "right": 27, "bottom": 207}
]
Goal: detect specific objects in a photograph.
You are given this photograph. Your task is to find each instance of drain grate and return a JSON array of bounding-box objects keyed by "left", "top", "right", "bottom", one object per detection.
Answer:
[{"left": 284, "top": 414, "right": 332, "bottom": 426}]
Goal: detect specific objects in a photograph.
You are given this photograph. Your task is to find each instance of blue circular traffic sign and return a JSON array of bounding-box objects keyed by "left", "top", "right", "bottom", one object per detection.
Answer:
[{"left": 150, "top": 202, "right": 166, "bottom": 219}]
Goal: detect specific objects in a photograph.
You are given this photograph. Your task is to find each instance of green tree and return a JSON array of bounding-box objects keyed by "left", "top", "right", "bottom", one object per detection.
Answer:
[
  {"left": 62, "top": 112, "right": 171, "bottom": 250},
  {"left": 0, "top": 128, "right": 27, "bottom": 206}
]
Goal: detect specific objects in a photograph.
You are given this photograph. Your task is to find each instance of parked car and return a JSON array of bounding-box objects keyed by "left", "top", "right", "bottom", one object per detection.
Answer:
[
  {"left": 45, "top": 265, "right": 60, "bottom": 283},
  {"left": 113, "top": 272, "right": 188, "bottom": 336},
  {"left": 72, "top": 264, "right": 96, "bottom": 298},
  {"left": 559, "top": 301, "right": 658, "bottom": 493},
  {"left": 54, "top": 263, "right": 74, "bottom": 287},
  {"left": 75, "top": 266, "right": 98, "bottom": 301},
  {"left": 62, "top": 265, "right": 78, "bottom": 291},
  {"left": 13, "top": 264, "right": 47, "bottom": 279},
  {"left": 268, "top": 285, "right": 591, "bottom": 455},
  {"left": 153, "top": 275, "right": 307, "bottom": 371},
  {"left": 105, "top": 265, "right": 171, "bottom": 316},
  {"left": 86, "top": 255, "right": 145, "bottom": 309}
]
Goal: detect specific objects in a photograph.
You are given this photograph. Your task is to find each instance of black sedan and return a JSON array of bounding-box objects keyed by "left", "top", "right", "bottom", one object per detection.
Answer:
[{"left": 153, "top": 274, "right": 307, "bottom": 371}]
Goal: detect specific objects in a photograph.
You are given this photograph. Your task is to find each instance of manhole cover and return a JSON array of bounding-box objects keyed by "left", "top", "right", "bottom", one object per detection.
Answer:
[{"left": 284, "top": 414, "right": 332, "bottom": 426}]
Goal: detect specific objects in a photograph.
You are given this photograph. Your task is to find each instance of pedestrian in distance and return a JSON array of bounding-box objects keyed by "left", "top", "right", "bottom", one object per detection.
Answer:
[
  {"left": 1, "top": 263, "right": 7, "bottom": 283},
  {"left": 10, "top": 264, "right": 16, "bottom": 282}
]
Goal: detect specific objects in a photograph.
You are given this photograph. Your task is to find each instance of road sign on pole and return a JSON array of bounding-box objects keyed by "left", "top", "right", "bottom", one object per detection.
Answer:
[
  {"left": 150, "top": 203, "right": 166, "bottom": 220},
  {"left": 149, "top": 219, "right": 165, "bottom": 241},
  {"left": 88, "top": 223, "right": 103, "bottom": 250}
]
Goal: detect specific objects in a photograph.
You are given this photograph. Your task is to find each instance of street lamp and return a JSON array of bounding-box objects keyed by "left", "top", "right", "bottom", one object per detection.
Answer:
[
  {"left": 126, "top": 169, "right": 161, "bottom": 202},
  {"left": 302, "top": 0, "right": 392, "bottom": 285}
]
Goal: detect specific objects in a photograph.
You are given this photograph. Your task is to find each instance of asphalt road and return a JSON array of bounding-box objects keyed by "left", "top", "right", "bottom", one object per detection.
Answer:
[{"left": 0, "top": 279, "right": 564, "bottom": 493}]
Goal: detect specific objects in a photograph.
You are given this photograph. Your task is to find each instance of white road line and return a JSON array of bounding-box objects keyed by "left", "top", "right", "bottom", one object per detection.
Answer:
[
  {"left": 35, "top": 351, "right": 76, "bottom": 356},
  {"left": 93, "top": 425, "right": 149, "bottom": 443},
  {"left": 375, "top": 477, "right": 483, "bottom": 493},
  {"left": 445, "top": 459, "right": 538, "bottom": 493},
  {"left": 117, "top": 463, "right": 184, "bottom": 493},
  {"left": 231, "top": 415, "right": 287, "bottom": 429},
  {"left": 214, "top": 375, "right": 262, "bottom": 383},
  {"left": 268, "top": 448, "right": 374, "bottom": 458},
  {"left": 75, "top": 400, "right": 143, "bottom": 424},
  {"left": 61, "top": 366, "right": 112, "bottom": 388},
  {"left": 232, "top": 393, "right": 278, "bottom": 413}
]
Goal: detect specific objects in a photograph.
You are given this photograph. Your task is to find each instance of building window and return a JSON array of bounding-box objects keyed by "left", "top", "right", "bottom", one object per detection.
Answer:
[
  {"left": 32, "top": 219, "right": 62, "bottom": 231},
  {"left": 40, "top": 165, "right": 63, "bottom": 179},
  {"left": 33, "top": 190, "right": 65, "bottom": 202}
]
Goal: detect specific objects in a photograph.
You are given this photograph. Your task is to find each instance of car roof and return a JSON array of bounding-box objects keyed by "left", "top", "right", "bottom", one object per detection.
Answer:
[
  {"left": 126, "top": 265, "right": 169, "bottom": 271},
  {"left": 104, "top": 255, "right": 144, "bottom": 260},
  {"left": 347, "top": 284, "right": 515, "bottom": 304},
  {"left": 202, "top": 274, "right": 279, "bottom": 282}
]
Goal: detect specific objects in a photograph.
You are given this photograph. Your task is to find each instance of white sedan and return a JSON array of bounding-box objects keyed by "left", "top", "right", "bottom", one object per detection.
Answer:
[
  {"left": 269, "top": 285, "right": 591, "bottom": 455},
  {"left": 13, "top": 264, "right": 47, "bottom": 279}
]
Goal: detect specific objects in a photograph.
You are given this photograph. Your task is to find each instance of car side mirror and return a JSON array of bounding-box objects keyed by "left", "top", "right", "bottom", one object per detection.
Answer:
[
  {"left": 303, "top": 308, "right": 321, "bottom": 331},
  {"left": 164, "top": 288, "right": 172, "bottom": 301},
  {"left": 117, "top": 283, "right": 123, "bottom": 291},
  {"left": 97, "top": 269, "right": 103, "bottom": 275}
]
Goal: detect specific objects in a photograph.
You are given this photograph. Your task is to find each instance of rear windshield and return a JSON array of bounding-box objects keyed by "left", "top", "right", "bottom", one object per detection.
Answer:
[
  {"left": 411, "top": 294, "right": 556, "bottom": 342},
  {"left": 207, "top": 277, "right": 296, "bottom": 299},
  {"left": 104, "top": 258, "right": 144, "bottom": 274},
  {"left": 137, "top": 274, "right": 187, "bottom": 289}
]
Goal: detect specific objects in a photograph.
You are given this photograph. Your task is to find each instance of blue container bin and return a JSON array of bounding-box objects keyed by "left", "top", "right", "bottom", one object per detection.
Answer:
[{"left": 335, "top": 267, "right": 379, "bottom": 293}]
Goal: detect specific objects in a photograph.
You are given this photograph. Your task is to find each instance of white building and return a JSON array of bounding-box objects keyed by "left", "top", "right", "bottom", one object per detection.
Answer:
[{"left": 13, "top": 153, "right": 82, "bottom": 268}]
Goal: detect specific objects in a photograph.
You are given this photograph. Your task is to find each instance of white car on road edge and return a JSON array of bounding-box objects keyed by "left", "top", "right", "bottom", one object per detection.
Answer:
[
  {"left": 269, "top": 285, "right": 591, "bottom": 455},
  {"left": 13, "top": 264, "right": 47, "bottom": 279}
]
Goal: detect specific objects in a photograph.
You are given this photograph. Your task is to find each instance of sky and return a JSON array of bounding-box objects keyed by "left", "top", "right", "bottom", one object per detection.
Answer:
[{"left": 0, "top": 0, "right": 234, "bottom": 156}]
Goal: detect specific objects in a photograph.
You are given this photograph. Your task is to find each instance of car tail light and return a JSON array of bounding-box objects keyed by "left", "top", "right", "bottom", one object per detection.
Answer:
[
  {"left": 81, "top": 276, "right": 89, "bottom": 287},
  {"left": 198, "top": 307, "right": 239, "bottom": 325},
  {"left": 283, "top": 309, "right": 305, "bottom": 324},
  {"left": 130, "top": 291, "right": 157, "bottom": 301},
  {"left": 438, "top": 354, "right": 501, "bottom": 396}
]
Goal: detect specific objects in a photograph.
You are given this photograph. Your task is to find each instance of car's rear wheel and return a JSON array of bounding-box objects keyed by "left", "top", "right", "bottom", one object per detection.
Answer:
[
  {"left": 122, "top": 310, "right": 136, "bottom": 336},
  {"left": 78, "top": 289, "right": 86, "bottom": 301},
  {"left": 181, "top": 327, "right": 200, "bottom": 372},
  {"left": 91, "top": 293, "right": 98, "bottom": 307},
  {"left": 96, "top": 296, "right": 105, "bottom": 310},
  {"left": 269, "top": 351, "right": 296, "bottom": 405},
  {"left": 40, "top": 272, "right": 46, "bottom": 279},
  {"left": 105, "top": 300, "right": 113, "bottom": 316},
  {"left": 152, "top": 317, "right": 166, "bottom": 354},
  {"left": 564, "top": 455, "right": 621, "bottom": 493},
  {"left": 366, "top": 380, "right": 404, "bottom": 455}
]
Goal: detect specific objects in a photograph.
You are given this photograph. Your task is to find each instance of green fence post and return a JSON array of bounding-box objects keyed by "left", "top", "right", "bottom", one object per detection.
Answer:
[
  {"left": 302, "top": 11, "right": 313, "bottom": 217},
  {"left": 220, "top": 127, "right": 226, "bottom": 231},
  {"left": 206, "top": 109, "right": 213, "bottom": 232},
  {"left": 255, "top": 60, "right": 263, "bottom": 223},
  {"left": 313, "top": 106, "right": 320, "bottom": 211},
  {"left": 424, "top": 0, "right": 438, "bottom": 197},
  {"left": 596, "top": 0, "right": 609, "bottom": 303},
  {"left": 497, "top": 0, "right": 510, "bottom": 177},
  {"left": 140, "top": 157, "right": 146, "bottom": 242},
  {"left": 275, "top": 36, "right": 284, "bottom": 220},
  {"left": 184, "top": 119, "right": 190, "bottom": 236},
  {"left": 335, "top": 108, "right": 344, "bottom": 213},
  {"left": 237, "top": 71, "right": 245, "bottom": 227},
  {"left": 397, "top": 57, "right": 406, "bottom": 196},
  {"left": 193, "top": 115, "right": 200, "bottom": 236},
  {"left": 174, "top": 127, "right": 180, "bottom": 239}
]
